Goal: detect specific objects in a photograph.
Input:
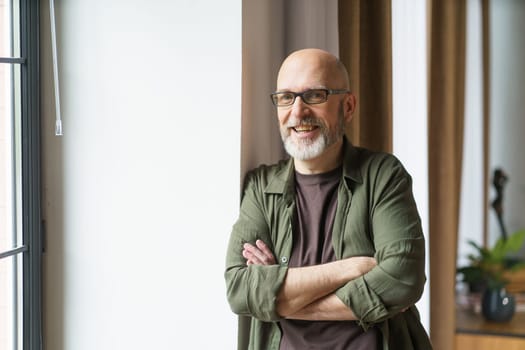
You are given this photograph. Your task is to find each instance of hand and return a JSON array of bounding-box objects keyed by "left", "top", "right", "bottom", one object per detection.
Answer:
[{"left": 242, "top": 239, "right": 276, "bottom": 265}]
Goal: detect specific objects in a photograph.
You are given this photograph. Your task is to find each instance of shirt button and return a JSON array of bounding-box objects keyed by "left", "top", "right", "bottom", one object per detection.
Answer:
[{"left": 281, "top": 256, "right": 288, "bottom": 264}]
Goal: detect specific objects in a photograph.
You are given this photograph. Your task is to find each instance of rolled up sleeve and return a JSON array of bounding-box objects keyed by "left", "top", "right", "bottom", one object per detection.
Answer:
[
  {"left": 336, "top": 158, "right": 426, "bottom": 329},
  {"left": 335, "top": 237, "right": 426, "bottom": 329},
  {"left": 224, "top": 174, "right": 288, "bottom": 322}
]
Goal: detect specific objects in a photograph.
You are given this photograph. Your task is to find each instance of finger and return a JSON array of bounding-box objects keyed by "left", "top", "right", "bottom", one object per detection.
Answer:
[
  {"left": 255, "top": 239, "right": 267, "bottom": 250},
  {"left": 243, "top": 243, "right": 267, "bottom": 262},
  {"left": 243, "top": 243, "right": 272, "bottom": 265},
  {"left": 243, "top": 248, "right": 264, "bottom": 265},
  {"left": 255, "top": 240, "right": 276, "bottom": 264}
]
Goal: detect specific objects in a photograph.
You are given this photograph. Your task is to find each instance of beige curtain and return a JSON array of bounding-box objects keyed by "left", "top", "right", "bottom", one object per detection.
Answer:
[
  {"left": 338, "top": 0, "right": 393, "bottom": 153},
  {"left": 428, "top": 1, "right": 467, "bottom": 349}
]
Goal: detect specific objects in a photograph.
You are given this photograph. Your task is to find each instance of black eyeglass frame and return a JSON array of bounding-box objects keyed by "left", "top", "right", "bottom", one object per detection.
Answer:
[{"left": 270, "top": 88, "right": 350, "bottom": 107}]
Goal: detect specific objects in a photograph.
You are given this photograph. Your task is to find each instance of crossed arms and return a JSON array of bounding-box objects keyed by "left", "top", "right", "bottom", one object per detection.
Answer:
[
  {"left": 243, "top": 239, "right": 376, "bottom": 320},
  {"left": 225, "top": 156, "right": 426, "bottom": 325}
]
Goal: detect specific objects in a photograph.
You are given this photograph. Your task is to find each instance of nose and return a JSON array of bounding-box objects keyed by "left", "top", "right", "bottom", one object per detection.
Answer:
[{"left": 290, "top": 96, "right": 311, "bottom": 119}]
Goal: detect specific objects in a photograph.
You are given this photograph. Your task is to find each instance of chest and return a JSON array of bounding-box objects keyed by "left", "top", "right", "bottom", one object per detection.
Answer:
[{"left": 265, "top": 188, "right": 376, "bottom": 266}]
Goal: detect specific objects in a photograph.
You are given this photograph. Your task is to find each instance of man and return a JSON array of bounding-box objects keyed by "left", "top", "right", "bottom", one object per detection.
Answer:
[{"left": 225, "top": 48, "right": 432, "bottom": 349}]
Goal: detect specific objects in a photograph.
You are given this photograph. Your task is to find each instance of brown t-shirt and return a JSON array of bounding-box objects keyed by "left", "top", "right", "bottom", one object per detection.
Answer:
[{"left": 279, "top": 167, "right": 379, "bottom": 350}]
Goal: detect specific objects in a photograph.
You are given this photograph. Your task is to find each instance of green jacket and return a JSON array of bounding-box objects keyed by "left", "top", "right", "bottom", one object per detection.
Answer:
[{"left": 225, "top": 140, "right": 432, "bottom": 349}]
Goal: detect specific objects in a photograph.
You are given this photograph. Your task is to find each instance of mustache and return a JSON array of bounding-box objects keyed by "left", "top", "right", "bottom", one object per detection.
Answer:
[{"left": 285, "top": 117, "right": 325, "bottom": 128}]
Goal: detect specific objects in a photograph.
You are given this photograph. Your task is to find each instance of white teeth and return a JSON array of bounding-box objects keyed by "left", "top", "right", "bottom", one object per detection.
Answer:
[{"left": 294, "top": 125, "right": 317, "bottom": 132}]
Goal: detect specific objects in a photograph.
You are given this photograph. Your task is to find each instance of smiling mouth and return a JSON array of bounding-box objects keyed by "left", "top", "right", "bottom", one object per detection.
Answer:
[{"left": 293, "top": 125, "right": 319, "bottom": 133}]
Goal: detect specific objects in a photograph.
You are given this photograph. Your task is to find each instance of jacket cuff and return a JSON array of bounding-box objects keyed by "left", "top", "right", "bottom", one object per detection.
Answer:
[
  {"left": 246, "top": 264, "right": 289, "bottom": 322},
  {"left": 335, "top": 275, "right": 389, "bottom": 330}
]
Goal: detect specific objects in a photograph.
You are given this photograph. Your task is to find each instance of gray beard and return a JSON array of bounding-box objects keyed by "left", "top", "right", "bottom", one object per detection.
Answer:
[
  {"left": 283, "top": 133, "right": 328, "bottom": 161},
  {"left": 281, "top": 105, "right": 345, "bottom": 161}
]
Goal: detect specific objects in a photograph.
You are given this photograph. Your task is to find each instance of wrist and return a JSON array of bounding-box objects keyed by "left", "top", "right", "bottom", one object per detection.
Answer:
[{"left": 341, "top": 256, "right": 376, "bottom": 281}]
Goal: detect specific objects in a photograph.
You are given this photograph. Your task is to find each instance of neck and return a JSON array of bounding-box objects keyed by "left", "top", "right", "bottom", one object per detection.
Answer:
[{"left": 293, "top": 139, "right": 344, "bottom": 175}]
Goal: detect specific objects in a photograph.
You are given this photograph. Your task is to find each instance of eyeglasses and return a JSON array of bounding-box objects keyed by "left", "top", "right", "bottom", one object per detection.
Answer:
[{"left": 270, "top": 89, "right": 350, "bottom": 107}]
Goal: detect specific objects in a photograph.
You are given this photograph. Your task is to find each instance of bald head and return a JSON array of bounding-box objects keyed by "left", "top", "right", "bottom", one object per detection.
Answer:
[{"left": 277, "top": 48, "right": 350, "bottom": 91}]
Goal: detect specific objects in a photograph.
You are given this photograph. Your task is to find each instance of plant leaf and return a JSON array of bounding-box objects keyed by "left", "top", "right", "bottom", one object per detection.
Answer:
[
  {"left": 506, "top": 229, "right": 525, "bottom": 252},
  {"left": 492, "top": 229, "right": 525, "bottom": 260}
]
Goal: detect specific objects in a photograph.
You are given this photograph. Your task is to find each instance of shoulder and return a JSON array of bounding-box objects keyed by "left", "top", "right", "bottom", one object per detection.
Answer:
[
  {"left": 347, "top": 146, "right": 410, "bottom": 182},
  {"left": 247, "top": 159, "right": 288, "bottom": 177},
  {"left": 242, "top": 159, "right": 291, "bottom": 192},
  {"left": 245, "top": 159, "right": 288, "bottom": 180},
  {"left": 360, "top": 148, "right": 406, "bottom": 171}
]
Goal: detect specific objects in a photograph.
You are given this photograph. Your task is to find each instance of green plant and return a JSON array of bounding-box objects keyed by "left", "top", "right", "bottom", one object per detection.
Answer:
[{"left": 457, "top": 229, "right": 525, "bottom": 290}]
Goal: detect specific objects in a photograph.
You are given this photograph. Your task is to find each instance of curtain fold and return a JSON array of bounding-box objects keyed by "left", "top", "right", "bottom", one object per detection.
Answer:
[
  {"left": 338, "top": 0, "right": 392, "bottom": 153},
  {"left": 428, "top": 1, "right": 467, "bottom": 349}
]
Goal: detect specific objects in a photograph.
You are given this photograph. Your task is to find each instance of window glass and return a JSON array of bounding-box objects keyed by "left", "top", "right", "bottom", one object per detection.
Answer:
[
  {"left": 0, "top": 59, "right": 20, "bottom": 254},
  {"left": 0, "top": 0, "right": 20, "bottom": 58},
  {"left": 1, "top": 1, "right": 27, "bottom": 349},
  {"left": 0, "top": 255, "right": 23, "bottom": 350}
]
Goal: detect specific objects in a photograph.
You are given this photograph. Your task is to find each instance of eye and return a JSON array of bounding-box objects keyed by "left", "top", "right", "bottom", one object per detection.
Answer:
[
  {"left": 304, "top": 90, "right": 327, "bottom": 103},
  {"left": 278, "top": 93, "right": 294, "bottom": 104}
]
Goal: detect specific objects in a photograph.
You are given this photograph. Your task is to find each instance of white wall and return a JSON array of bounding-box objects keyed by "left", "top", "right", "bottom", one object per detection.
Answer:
[
  {"left": 40, "top": 1, "right": 240, "bottom": 349},
  {"left": 489, "top": 0, "right": 525, "bottom": 248},
  {"left": 391, "top": 0, "right": 430, "bottom": 332}
]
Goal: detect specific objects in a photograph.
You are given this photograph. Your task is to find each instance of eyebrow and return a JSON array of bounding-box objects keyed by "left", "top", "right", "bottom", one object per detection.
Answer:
[{"left": 275, "top": 86, "right": 328, "bottom": 93}]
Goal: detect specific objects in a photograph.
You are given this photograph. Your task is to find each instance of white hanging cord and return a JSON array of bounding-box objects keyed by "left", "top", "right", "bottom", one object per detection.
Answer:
[{"left": 49, "top": 0, "right": 63, "bottom": 136}]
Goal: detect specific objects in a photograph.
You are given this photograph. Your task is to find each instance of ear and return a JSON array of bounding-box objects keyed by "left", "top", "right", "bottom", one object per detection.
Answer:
[{"left": 343, "top": 93, "right": 357, "bottom": 123}]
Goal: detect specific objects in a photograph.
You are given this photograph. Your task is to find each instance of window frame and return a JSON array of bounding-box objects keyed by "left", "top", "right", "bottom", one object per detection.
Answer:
[
  {"left": 20, "top": 0, "right": 42, "bottom": 349},
  {"left": 0, "top": 0, "right": 42, "bottom": 349}
]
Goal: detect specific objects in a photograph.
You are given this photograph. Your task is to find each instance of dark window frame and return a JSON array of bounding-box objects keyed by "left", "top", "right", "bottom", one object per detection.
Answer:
[
  {"left": 21, "top": 0, "right": 42, "bottom": 349},
  {"left": 0, "top": 0, "right": 42, "bottom": 349}
]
